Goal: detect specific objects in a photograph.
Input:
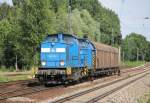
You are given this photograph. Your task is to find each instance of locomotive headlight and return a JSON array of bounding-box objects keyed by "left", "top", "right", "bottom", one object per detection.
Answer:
[
  {"left": 41, "top": 61, "right": 46, "bottom": 66},
  {"left": 60, "top": 60, "right": 65, "bottom": 66}
]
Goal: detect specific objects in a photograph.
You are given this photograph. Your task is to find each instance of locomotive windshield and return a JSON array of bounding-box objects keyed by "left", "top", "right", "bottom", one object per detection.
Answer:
[
  {"left": 63, "top": 36, "right": 74, "bottom": 43},
  {"left": 79, "top": 40, "right": 88, "bottom": 48},
  {"left": 46, "top": 35, "right": 58, "bottom": 42}
]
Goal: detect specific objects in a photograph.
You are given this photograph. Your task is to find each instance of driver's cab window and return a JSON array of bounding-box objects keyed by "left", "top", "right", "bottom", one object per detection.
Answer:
[
  {"left": 46, "top": 35, "right": 58, "bottom": 42},
  {"left": 79, "top": 40, "right": 88, "bottom": 48},
  {"left": 63, "top": 36, "right": 74, "bottom": 44}
]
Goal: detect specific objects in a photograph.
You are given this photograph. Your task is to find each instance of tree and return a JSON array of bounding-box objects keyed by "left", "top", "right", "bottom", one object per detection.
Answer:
[
  {"left": 122, "top": 33, "right": 149, "bottom": 61},
  {"left": 16, "top": 0, "right": 55, "bottom": 68},
  {"left": 0, "top": 19, "right": 12, "bottom": 66},
  {"left": 71, "top": 9, "right": 86, "bottom": 36},
  {"left": 145, "top": 41, "right": 150, "bottom": 61},
  {"left": 0, "top": 0, "right": 122, "bottom": 69}
]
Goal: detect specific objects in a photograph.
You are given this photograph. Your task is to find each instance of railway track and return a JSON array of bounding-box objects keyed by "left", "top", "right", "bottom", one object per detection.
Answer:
[
  {"left": 0, "top": 84, "right": 63, "bottom": 102},
  {"left": 0, "top": 79, "right": 40, "bottom": 95},
  {"left": 0, "top": 65, "right": 148, "bottom": 102},
  {"left": 0, "top": 79, "right": 36, "bottom": 88},
  {"left": 121, "top": 64, "right": 146, "bottom": 73},
  {"left": 0, "top": 78, "right": 54, "bottom": 102},
  {"left": 86, "top": 72, "right": 150, "bottom": 103},
  {"left": 51, "top": 66, "right": 150, "bottom": 103}
]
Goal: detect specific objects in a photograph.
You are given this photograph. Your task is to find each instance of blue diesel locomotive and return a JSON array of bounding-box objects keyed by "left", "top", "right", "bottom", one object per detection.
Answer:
[{"left": 36, "top": 33, "right": 120, "bottom": 84}]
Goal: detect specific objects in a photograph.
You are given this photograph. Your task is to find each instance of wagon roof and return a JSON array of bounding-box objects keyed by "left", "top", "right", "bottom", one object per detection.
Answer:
[{"left": 92, "top": 42, "right": 119, "bottom": 53}]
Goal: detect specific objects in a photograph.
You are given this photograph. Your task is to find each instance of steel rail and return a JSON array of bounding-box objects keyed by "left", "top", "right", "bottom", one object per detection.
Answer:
[
  {"left": 0, "top": 79, "right": 36, "bottom": 88},
  {"left": 0, "top": 85, "right": 63, "bottom": 102},
  {"left": 86, "top": 72, "right": 150, "bottom": 103},
  {"left": 52, "top": 67, "right": 150, "bottom": 103}
]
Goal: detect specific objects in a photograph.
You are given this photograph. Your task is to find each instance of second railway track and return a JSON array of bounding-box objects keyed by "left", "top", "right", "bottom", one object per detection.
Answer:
[{"left": 51, "top": 66, "right": 150, "bottom": 103}]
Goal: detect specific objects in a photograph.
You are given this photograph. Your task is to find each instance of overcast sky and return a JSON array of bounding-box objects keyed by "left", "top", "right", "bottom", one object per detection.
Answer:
[
  {"left": 0, "top": 0, "right": 150, "bottom": 40},
  {"left": 99, "top": 0, "right": 150, "bottom": 40},
  {"left": 0, "top": 0, "right": 12, "bottom": 5}
]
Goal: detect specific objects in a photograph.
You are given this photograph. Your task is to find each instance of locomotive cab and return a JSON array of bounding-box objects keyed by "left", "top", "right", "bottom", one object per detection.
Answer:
[
  {"left": 36, "top": 33, "right": 80, "bottom": 83},
  {"left": 40, "top": 34, "right": 76, "bottom": 68}
]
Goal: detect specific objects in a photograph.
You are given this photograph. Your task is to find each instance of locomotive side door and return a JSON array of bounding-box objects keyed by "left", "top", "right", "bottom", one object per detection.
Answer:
[
  {"left": 80, "top": 40, "right": 96, "bottom": 69},
  {"left": 63, "top": 36, "right": 78, "bottom": 67},
  {"left": 79, "top": 40, "right": 89, "bottom": 67}
]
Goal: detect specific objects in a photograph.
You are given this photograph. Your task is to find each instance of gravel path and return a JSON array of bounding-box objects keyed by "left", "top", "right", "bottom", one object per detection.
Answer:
[{"left": 100, "top": 73, "right": 150, "bottom": 103}]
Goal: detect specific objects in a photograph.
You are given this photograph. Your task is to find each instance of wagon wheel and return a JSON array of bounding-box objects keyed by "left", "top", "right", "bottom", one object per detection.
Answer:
[{"left": 118, "top": 69, "right": 121, "bottom": 76}]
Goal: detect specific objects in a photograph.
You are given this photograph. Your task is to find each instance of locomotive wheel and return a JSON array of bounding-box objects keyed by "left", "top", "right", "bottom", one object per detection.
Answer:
[
  {"left": 38, "top": 76, "right": 45, "bottom": 83},
  {"left": 118, "top": 70, "right": 121, "bottom": 76},
  {"left": 64, "top": 81, "right": 69, "bottom": 86},
  {"left": 88, "top": 76, "right": 94, "bottom": 81}
]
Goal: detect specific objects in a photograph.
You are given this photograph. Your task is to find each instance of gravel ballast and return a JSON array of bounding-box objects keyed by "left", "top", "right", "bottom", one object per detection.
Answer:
[{"left": 100, "top": 74, "right": 150, "bottom": 103}]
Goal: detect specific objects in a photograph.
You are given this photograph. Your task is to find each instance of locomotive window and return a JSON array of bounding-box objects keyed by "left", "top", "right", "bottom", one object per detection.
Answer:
[
  {"left": 46, "top": 35, "right": 58, "bottom": 42},
  {"left": 79, "top": 41, "right": 87, "bottom": 47},
  {"left": 63, "top": 36, "right": 74, "bottom": 43}
]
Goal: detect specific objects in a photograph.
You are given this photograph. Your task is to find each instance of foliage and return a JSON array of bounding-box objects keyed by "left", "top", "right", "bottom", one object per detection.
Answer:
[
  {"left": 17, "top": 0, "right": 53, "bottom": 68},
  {"left": 70, "top": 0, "right": 120, "bottom": 44},
  {"left": 0, "top": 0, "right": 149, "bottom": 70},
  {"left": 122, "top": 33, "right": 149, "bottom": 61},
  {"left": 138, "top": 93, "right": 150, "bottom": 103},
  {"left": 147, "top": 95, "right": 150, "bottom": 103},
  {"left": 0, "top": 0, "right": 121, "bottom": 70}
]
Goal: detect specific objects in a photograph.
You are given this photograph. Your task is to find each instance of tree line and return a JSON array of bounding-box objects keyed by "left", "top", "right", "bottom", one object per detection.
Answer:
[
  {"left": 0, "top": 0, "right": 149, "bottom": 70},
  {"left": 122, "top": 33, "right": 150, "bottom": 61},
  {"left": 0, "top": 0, "right": 121, "bottom": 69}
]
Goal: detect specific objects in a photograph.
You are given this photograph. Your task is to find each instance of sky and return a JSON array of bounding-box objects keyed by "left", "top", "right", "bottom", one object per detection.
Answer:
[
  {"left": 99, "top": 0, "right": 150, "bottom": 40},
  {"left": 0, "top": 0, "right": 12, "bottom": 5},
  {"left": 0, "top": 0, "right": 150, "bottom": 40}
]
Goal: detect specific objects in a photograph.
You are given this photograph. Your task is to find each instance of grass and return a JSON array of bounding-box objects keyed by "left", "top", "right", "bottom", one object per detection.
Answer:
[
  {"left": 121, "top": 61, "right": 146, "bottom": 69},
  {"left": 0, "top": 62, "right": 147, "bottom": 82},
  {"left": 0, "top": 74, "right": 31, "bottom": 82},
  {"left": 138, "top": 93, "right": 150, "bottom": 103},
  {"left": 147, "top": 93, "right": 150, "bottom": 103},
  {"left": 0, "top": 67, "right": 33, "bottom": 82},
  {"left": 0, "top": 66, "right": 16, "bottom": 72}
]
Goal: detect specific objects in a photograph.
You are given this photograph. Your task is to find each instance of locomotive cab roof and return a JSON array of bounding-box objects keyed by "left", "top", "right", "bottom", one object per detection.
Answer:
[{"left": 47, "top": 33, "right": 78, "bottom": 39}]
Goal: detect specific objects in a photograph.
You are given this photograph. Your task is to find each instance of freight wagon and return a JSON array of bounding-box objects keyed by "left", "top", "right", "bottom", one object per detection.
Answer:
[{"left": 35, "top": 33, "right": 120, "bottom": 84}]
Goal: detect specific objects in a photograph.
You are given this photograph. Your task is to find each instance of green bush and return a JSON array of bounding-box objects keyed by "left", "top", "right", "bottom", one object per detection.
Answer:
[{"left": 0, "top": 65, "right": 15, "bottom": 72}]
